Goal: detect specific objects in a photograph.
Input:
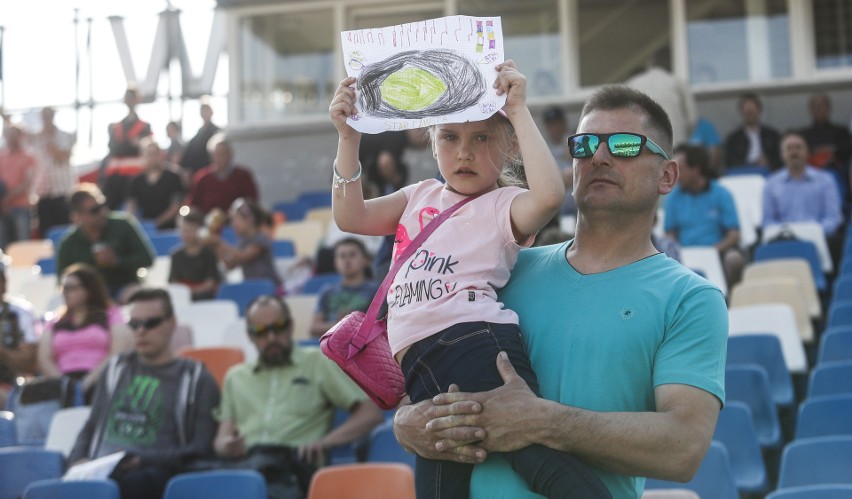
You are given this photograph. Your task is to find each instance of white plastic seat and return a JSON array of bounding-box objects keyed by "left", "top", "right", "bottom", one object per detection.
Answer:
[
  {"left": 5, "top": 240, "right": 54, "bottom": 268},
  {"left": 10, "top": 274, "right": 59, "bottom": 317},
  {"left": 718, "top": 174, "right": 765, "bottom": 249},
  {"left": 729, "top": 277, "right": 814, "bottom": 343},
  {"left": 166, "top": 283, "right": 193, "bottom": 317},
  {"left": 743, "top": 259, "right": 821, "bottom": 319},
  {"left": 273, "top": 220, "right": 325, "bottom": 258},
  {"left": 728, "top": 304, "right": 808, "bottom": 374},
  {"left": 762, "top": 221, "right": 833, "bottom": 274},
  {"left": 178, "top": 300, "right": 240, "bottom": 348},
  {"left": 143, "top": 255, "right": 172, "bottom": 287},
  {"left": 44, "top": 406, "right": 91, "bottom": 457},
  {"left": 286, "top": 294, "right": 319, "bottom": 342},
  {"left": 221, "top": 318, "right": 257, "bottom": 364},
  {"left": 680, "top": 246, "right": 727, "bottom": 297}
]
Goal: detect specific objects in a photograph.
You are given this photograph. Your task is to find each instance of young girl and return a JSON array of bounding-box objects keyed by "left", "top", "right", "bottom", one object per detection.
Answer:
[
  {"left": 329, "top": 60, "right": 611, "bottom": 498},
  {"left": 218, "top": 198, "right": 283, "bottom": 293}
]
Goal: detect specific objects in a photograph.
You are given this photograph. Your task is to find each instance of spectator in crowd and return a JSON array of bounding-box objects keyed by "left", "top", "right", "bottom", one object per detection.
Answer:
[
  {"left": 56, "top": 183, "right": 155, "bottom": 300},
  {"left": 102, "top": 86, "right": 153, "bottom": 210},
  {"left": 0, "top": 254, "right": 38, "bottom": 409},
  {"left": 393, "top": 85, "right": 727, "bottom": 498},
  {"left": 165, "top": 120, "right": 185, "bottom": 166},
  {"left": 179, "top": 99, "right": 220, "bottom": 176},
  {"left": 214, "top": 295, "right": 383, "bottom": 498},
  {"left": 32, "top": 106, "right": 76, "bottom": 237},
  {"left": 168, "top": 207, "right": 221, "bottom": 301},
  {"left": 665, "top": 144, "right": 745, "bottom": 286},
  {"left": 38, "top": 264, "right": 131, "bottom": 396},
  {"left": 218, "top": 198, "right": 282, "bottom": 292},
  {"left": 800, "top": 92, "right": 852, "bottom": 201},
  {"left": 0, "top": 124, "right": 36, "bottom": 248},
  {"left": 125, "top": 138, "right": 184, "bottom": 230},
  {"left": 361, "top": 143, "right": 409, "bottom": 281},
  {"left": 309, "top": 238, "right": 378, "bottom": 338},
  {"left": 688, "top": 117, "right": 723, "bottom": 177},
  {"left": 542, "top": 106, "right": 578, "bottom": 219},
  {"left": 186, "top": 133, "right": 258, "bottom": 215},
  {"left": 69, "top": 288, "right": 220, "bottom": 499},
  {"left": 724, "top": 92, "right": 782, "bottom": 171},
  {"left": 763, "top": 131, "right": 844, "bottom": 258},
  {"left": 626, "top": 51, "right": 697, "bottom": 147}
]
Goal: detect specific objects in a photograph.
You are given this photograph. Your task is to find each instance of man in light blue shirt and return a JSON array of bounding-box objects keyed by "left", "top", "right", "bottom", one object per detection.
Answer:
[{"left": 762, "top": 131, "right": 843, "bottom": 238}]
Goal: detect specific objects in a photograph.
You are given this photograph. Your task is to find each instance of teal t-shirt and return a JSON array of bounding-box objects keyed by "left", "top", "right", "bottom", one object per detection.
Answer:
[
  {"left": 470, "top": 241, "right": 728, "bottom": 499},
  {"left": 664, "top": 181, "right": 739, "bottom": 247}
]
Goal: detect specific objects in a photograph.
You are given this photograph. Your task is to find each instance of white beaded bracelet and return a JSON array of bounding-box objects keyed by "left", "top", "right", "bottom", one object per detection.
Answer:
[{"left": 333, "top": 160, "right": 362, "bottom": 196}]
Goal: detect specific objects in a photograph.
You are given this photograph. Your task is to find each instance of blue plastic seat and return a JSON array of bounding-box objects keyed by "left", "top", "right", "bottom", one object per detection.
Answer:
[
  {"left": 832, "top": 276, "right": 852, "bottom": 304},
  {"left": 301, "top": 273, "right": 342, "bottom": 294},
  {"left": 753, "top": 240, "right": 825, "bottom": 291},
  {"left": 727, "top": 334, "right": 794, "bottom": 407},
  {"left": 272, "top": 239, "right": 296, "bottom": 258},
  {"left": 808, "top": 360, "right": 852, "bottom": 397},
  {"left": 725, "top": 365, "right": 782, "bottom": 448},
  {"left": 149, "top": 233, "right": 182, "bottom": 256},
  {"left": 818, "top": 329, "right": 852, "bottom": 364},
  {"left": 644, "top": 441, "right": 738, "bottom": 499},
  {"left": 0, "top": 412, "right": 15, "bottom": 447},
  {"left": 273, "top": 200, "right": 309, "bottom": 222},
  {"left": 795, "top": 395, "right": 852, "bottom": 439},
  {"left": 23, "top": 479, "right": 120, "bottom": 499},
  {"left": 0, "top": 447, "right": 65, "bottom": 499},
  {"left": 35, "top": 257, "right": 56, "bottom": 275},
  {"left": 298, "top": 190, "right": 332, "bottom": 209},
  {"left": 777, "top": 436, "right": 852, "bottom": 488},
  {"left": 216, "top": 279, "right": 278, "bottom": 316},
  {"left": 163, "top": 470, "right": 266, "bottom": 499},
  {"left": 45, "top": 225, "right": 72, "bottom": 247},
  {"left": 767, "top": 484, "right": 852, "bottom": 499},
  {"left": 712, "top": 402, "right": 767, "bottom": 493},
  {"left": 367, "top": 421, "right": 416, "bottom": 468}
]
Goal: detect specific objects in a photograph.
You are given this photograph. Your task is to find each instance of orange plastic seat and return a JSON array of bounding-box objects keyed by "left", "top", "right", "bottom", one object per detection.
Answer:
[
  {"left": 177, "top": 346, "right": 245, "bottom": 387},
  {"left": 307, "top": 463, "right": 415, "bottom": 499}
]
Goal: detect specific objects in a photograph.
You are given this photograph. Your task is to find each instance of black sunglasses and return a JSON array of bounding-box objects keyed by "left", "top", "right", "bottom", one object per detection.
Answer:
[
  {"left": 567, "top": 132, "right": 670, "bottom": 160},
  {"left": 128, "top": 316, "right": 170, "bottom": 331},
  {"left": 82, "top": 204, "right": 104, "bottom": 215},
  {"left": 247, "top": 319, "right": 292, "bottom": 338}
]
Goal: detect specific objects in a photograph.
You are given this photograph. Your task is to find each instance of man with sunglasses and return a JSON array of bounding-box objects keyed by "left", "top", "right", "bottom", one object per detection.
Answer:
[
  {"left": 214, "top": 295, "right": 383, "bottom": 498},
  {"left": 69, "top": 288, "right": 220, "bottom": 499},
  {"left": 56, "top": 183, "right": 155, "bottom": 301},
  {"left": 393, "top": 86, "right": 727, "bottom": 498}
]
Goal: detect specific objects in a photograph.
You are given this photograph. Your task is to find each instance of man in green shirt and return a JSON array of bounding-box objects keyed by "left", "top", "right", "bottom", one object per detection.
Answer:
[{"left": 56, "top": 183, "right": 155, "bottom": 300}]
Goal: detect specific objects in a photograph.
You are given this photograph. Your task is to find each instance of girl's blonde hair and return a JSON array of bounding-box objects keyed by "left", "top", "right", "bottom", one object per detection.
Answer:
[{"left": 429, "top": 114, "right": 527, "bottom": 189}]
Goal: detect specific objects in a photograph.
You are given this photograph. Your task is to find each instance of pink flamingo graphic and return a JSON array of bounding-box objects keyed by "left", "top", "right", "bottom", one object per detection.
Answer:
[{"left": 393, "top": 206, "right": 440, "bottom": 262}]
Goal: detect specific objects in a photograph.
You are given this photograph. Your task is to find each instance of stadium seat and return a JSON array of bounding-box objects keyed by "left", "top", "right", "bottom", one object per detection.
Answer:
[
  {"left": 777, "top": 436, "right": 852, "bottom": 488},
  {"left": 6, "top": 240, "right": 54, "bottom": 268},
  {"left": 220, "top": 318, "right": 257, "bottom": 364},
  {"left": 808, "top": 360, "right": 852, "bottom": 397},
  {"left": 644, "top": 441, "right": 738, "bottom": 499},
  {"left": 44, "top": 406, "right": 91, "bottom": 457},
  {"left": 298, "top": 190, "right": 332, "bottom": 209},
  {"left": 271, "top": 240, "right": 296, "bottom": 258},
  {"left": 729, "top": 276, "right": 813, "bottom": 343},
  {"left": 753, "top": 240, "right": 825, "bottom": 291},
  {"left": 177, "top": 300, "right": 239, "bottom": 348},
  {"left": 725, "top": 365, "right": 782, "bottom": 448},
  {"left": 712, "top": 402, "right": 767, "bottom": 493},
  {"left": 766, "top": 484, "right": 852, "bottom": 499},
  {"left": 281, "top": 294, "right": 317, "bottom": 342},
  {"left": 45, "top": 225, "right": 72, "bottom": 248},
  {"left": 273, "top": 220, "right": 325, "bottom": 258},
  {"left": 818, "top": 329, "right": 852, "bottom": 364},
  {"left": 178, "top": 347, "right": 245, "bottom": 388},
  {"left": 718, "top": 173, "right": 765, "bottom": 249},
  {"left": 23, "top": 479, "right": 120, "bottom": 499},
  {"left": 166, "top": 283, "right": 193, "bottom": 316},
  {"left": 305, "top": 207, "right": 334, "bottom": 230},
  {"left": 679, "top": 247, "right": 727, "bottom": 296},
  {"left": 273, "top": 200, "right": 310, "bottom": 222},
  {"left": 148, "top": 233, "right": 181, "bottom": 257},
  {"left": 728, "top": 304, "right": 808, "bottom": 374},
  {"left": 216, "top": 279, "right": 278, "bottom": 316},
  {"left": 795, "top": 395, "right": 852, "bottom": 439},
  {"left": 0, "top": 412, "right": 15, "bottom": 447},
  {"left": 35, "top": 257, "right": 57, "bottom": 275},
  {"left": 163, "top": 470, "right": 266, "bottom": 499},
  {"left": 301, "top": 274, "right": 342, "bottom": 295},
  {"left": 0, "top": 447, "right": 65, "bottom": 499},
  {"left": 307, "top": 463, "right": 415, "bottom": 499},
  {"left": 762, "top": 221, "right": 833, "bottom": 274},
  {"left": 366, "top": 421, "right": 416, "bottom": 468},
  {"left": 727, "top": 334, "right": 795, "bottom": 407},
  {"left": 743, "top": 259, "right": 821, "bottom": 319}
]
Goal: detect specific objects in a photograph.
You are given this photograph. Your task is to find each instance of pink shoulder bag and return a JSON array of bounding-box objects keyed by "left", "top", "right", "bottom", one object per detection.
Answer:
[{"left": 320, "top": 195, "right": 476, "bottom": 409}]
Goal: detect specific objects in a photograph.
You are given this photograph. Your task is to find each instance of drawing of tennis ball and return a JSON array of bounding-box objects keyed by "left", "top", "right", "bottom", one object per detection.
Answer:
[{"left": 380, "top": 67, "right": 447, "bottom": 112}]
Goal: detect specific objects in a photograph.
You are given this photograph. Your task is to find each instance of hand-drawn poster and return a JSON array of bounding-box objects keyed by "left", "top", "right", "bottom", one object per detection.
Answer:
[{"left": 341, "top": 15, "right": 505, "bottom": 134}]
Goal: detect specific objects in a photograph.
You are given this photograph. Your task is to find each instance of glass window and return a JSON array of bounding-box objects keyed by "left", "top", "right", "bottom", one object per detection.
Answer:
[
  {"left": 813, "top": 0, "right": 852, "bottom": 69},
  {"left": 685, "top": 0, "right": 790, "bottom": 84},
  {"left": 237, "top": 9, "right": 335, "bottom": 122},
  {"left": 458, "top": 0, "right": 562, "bottom": 97},
  {"left": 348, "top": 6, "right": 444, "bottom": 30},
  {"left": 576, "top": 0, "right": 670, "bottom": 87}
]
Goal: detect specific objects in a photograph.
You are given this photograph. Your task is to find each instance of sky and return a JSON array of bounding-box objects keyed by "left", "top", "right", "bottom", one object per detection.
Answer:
[{"left": 0, "top": 0, "right": 224, "bottom": 164}]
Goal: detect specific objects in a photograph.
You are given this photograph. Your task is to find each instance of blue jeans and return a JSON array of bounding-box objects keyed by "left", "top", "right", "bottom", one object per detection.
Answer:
[{"left": 401, "top": 322, "right": 611, "bottom": 499}]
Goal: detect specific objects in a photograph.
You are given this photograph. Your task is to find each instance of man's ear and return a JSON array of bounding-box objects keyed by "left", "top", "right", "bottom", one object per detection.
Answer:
[{"left": 658, "top": 159, "right": 678, "bottom": 195}]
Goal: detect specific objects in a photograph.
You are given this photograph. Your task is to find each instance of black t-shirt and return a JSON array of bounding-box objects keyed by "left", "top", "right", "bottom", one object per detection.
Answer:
[
  {"left": 168, "top": 246, "right": 222, "bottom": 298},
  {"left": 127, "top": 170, "right": 184, "bottom": 229}
]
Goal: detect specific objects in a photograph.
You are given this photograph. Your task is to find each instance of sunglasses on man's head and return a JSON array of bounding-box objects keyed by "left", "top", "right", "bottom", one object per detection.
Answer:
[
  {"left": 567, "top": 132, "right": 670, "bottom": 160},
  {"left": 128, "top": 315, "right": 169, "bottom": 331},
  {"left": 247, "top": 319, "right": 292, "bottom": 339}
]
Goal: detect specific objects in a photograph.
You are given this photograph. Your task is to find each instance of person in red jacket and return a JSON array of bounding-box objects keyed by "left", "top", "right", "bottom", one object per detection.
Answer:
[{"left": 186, "top": 133, "right": 258, "bottom": 215}]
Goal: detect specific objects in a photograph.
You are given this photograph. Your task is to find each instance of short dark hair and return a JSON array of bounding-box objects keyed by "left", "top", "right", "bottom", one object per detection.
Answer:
[
  {"left": 543, "top": 106, "right": 566, "bottom": 123},
  {"left": 580, "top": 85, "right": 674, "bottom": 154},
  {"left": 333, "top": 237, "right": 370, "bottom": 258},
  {"left": 127, "top": 288, "right": 175, "bottom": 318},
  {"left": 69, "top": 183, "right": 106, "bottom": 212},
  {"left": 179, "top": 206, "right": 206, "bottom": 227},
  {"left": 673, "top": 144, "right": 711, "bottom": 178},
  {"left": 739, "top": 92, "right": 762, "bottom": 111},
  {"left": 245, "top": 295, "right": 291, "bottom": 326}
]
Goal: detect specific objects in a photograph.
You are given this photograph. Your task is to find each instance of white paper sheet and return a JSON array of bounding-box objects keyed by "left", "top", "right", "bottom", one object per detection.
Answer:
[
  {"left": 63, "top": 451, "right": 127, "bottom": 481},
  {"left": 341, "top": 15, "right": 505, "bottom": 134}
]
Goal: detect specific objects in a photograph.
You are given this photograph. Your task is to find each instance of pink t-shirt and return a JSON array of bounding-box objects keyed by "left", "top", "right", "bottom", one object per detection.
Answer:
[
  {"left": 387, "top": 179, "right": 532, "bottom": 355},
  {"left": 50, "top": 305, "right": 123, "bottom": 374}
]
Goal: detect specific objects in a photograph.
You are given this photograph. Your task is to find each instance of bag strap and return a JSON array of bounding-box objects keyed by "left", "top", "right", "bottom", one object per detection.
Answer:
[{"left": 350, "top": 194, "right": 478, "bottom": 353}]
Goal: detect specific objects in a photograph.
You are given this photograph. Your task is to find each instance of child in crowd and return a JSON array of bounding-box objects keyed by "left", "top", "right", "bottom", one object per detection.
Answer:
[
  {"left": 218, "top": 198, "right": 283, "bottom": 293},
  {"left": 169, "top": 207, "right": 222, "bottom": 301},
  {"left": 329, "top": 60, "right": 610, "bottom": 498}
]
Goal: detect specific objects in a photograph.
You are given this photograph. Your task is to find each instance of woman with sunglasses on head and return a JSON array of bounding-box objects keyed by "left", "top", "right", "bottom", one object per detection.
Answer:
[
  {"left": 330, "top": 60, "right": 610, "bottom": 498},
  {"left": 217, "top": 198, "right": 283, "bottom": 294},
  {"left": 37, "top": 263, "right": 133, "bottom": 402}
]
